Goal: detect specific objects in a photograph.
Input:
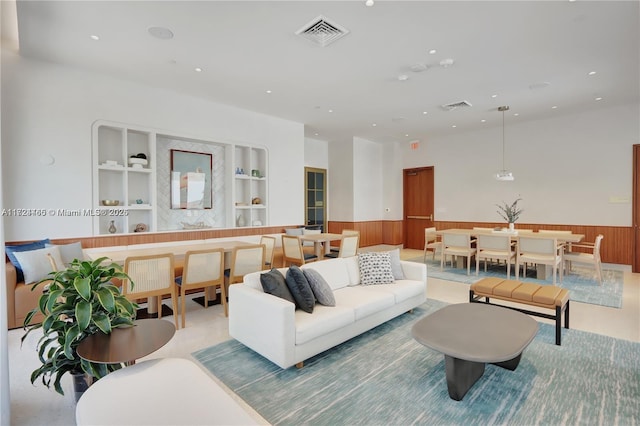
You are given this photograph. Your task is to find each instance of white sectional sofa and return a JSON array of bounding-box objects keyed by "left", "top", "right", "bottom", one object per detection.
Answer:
[{"left": 228, "top": 256, "right": 427, "bottom": 369}]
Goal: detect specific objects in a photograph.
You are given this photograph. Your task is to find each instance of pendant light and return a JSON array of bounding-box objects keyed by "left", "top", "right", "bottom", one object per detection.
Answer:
[{"left": 495, "top": 105, "right": 514, "bottom": 181}]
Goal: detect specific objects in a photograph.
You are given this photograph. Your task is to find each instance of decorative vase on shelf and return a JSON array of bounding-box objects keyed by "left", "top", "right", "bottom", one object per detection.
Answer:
[
  {"left": 236, "top": 214, "right": 246, "bottom": 227},
  {"left": 108, "top": 220, "right": 117, "bottom": 234},
  {"left": 509, "top": 222, "right": 515, "bottom": 231}
]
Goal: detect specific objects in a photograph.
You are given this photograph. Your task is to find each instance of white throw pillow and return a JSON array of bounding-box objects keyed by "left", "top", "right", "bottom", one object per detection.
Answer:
[
  {"left": 13, "top": 246, "right": 65, "bottom": 283},
  {"left": 387, "top": 248, "right": 405, "bottom": 280},
  {"left": 46, "top": 241, "right": 84, "bottom": 265}
]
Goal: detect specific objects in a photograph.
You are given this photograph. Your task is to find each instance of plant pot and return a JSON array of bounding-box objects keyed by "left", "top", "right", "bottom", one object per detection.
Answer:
[
  {"left": 509, "top": 223, "right": 515, "bottom": 231},
  {"left": 71, "top": 371, "right": 95, "bottom": 402}
]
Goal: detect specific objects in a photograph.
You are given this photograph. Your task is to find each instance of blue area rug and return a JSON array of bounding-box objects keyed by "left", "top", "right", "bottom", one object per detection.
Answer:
[
  {"left": 193, "top": 300, "right": 639, "bottom": 425},
  {"left": 407, "top": 257, "right": 623, "bottom": 308}
]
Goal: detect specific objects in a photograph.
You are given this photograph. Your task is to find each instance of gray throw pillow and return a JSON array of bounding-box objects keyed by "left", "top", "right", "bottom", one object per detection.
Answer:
[
  {"left": 260, "top": 269, "right": 295, "bottom": 304},
  {"left": 387, "top": 248, "right": 405, "bottom": 280},
  {"left": 303, "top": 268, "right": 336, "bottom": 306},
  {"left": 358, "top": 252, "right": 395, "bottom": 285},
  {"left": 285, "top": 228, "right": 304, "bottom": 236},
  {"left": 285, "top": 265, "right": 315, "bottom": 313},
  {"left": 46, "top": 241, "right": 84, "bottom": 265}
]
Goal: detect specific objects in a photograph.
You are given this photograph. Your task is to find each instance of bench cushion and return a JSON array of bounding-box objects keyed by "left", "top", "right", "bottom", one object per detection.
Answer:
[{"left": 471, "top": 278, "right": 569, "bottom": 308}]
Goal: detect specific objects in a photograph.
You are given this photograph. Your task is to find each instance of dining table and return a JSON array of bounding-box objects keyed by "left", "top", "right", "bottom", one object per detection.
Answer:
[
  {"left": 436, "top": 228, "right": 584, "bottom": 279},
  {"left": 86, "top": 240, "right": 255, "bottom": 312},
  {"left": 298, "top": 233, "right": 343, "bottom": 259}
]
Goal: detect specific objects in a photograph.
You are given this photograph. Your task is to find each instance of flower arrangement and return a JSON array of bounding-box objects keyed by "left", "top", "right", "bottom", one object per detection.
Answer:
[{"left": 496, "top": 198, "right": 523, "bottom": 223}]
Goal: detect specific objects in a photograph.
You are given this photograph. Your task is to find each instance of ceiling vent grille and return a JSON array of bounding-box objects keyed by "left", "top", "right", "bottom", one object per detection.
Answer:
[
  {"left": 296, "top": 15, "right": 349, "bottom": 47},
  {"left": 441, "top": 100, "right": 473, "bottom": 111}
]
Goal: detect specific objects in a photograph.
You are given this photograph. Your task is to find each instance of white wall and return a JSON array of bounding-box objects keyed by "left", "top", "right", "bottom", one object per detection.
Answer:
[
  {"left": 328, "top": 139, "right": 354, "bottom": 221},
  {"left": 353, "top": 137, "right": 383, "bottom": 222},
  {"left": 1, "top": 50, "right": 304, "bottom": 241},
  {"left": 304, "top": 137, "right": 329, "bottom": 170},
  {"left": 400, "top": 103, "right": 639, "bottom": 226}
]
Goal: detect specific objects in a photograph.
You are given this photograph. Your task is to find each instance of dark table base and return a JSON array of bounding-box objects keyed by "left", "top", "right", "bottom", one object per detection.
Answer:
[{"left": 444, "top": 353, "right": 523, "bottom": 401}]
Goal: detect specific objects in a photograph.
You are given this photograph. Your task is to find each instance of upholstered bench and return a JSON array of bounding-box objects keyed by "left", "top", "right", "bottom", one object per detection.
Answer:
[{"left": 469, "top": 277, "right": 570, "bottom": 345}]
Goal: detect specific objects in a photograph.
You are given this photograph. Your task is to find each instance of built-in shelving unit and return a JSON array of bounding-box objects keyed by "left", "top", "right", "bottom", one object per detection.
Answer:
[
  {"left": 93, "top": 121, "right": 268, "bottom": 234},
  {"left": 234, "top": 146, "right": 268, "bottom": 227},
  {"left": 92, "top": 122, "right": 156, "bottom": 235}
]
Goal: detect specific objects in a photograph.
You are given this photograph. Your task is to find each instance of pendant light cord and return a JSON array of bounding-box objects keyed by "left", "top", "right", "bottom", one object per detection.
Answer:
[{"left": 502, "top": 108, "right": 506, "bottom": 171}]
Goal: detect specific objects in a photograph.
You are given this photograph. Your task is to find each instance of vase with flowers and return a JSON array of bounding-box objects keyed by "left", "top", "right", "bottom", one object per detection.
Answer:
[{"left": 496, "top": 198, "right": 523, "bottom": 230}]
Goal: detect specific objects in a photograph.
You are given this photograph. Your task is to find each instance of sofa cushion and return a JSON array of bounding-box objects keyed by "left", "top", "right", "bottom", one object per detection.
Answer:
[
  {"left": 301, "top": 258, "right": 351, "bottom": 290},
  {"left": 13, "top": 246, "right": 64, "bottom": 284},
  {"left": 5, "top": 238, "right": 51, "bottom": 282},
  {"left": 333, "top": 287, "right": 395, "bottom": 321},
  {"left": 285, "top": 265, "right": 315, "bottom": 313},
  {"left": 45, "top": 241, "right": 84, "bottom": 265},
  {"left": 358, "top": 252, "right": 394, "bottom": 285},
  {"left": 295, "top": 305, "right": 355, "bottom": 345},
  {"left": 345, "top": 256, "right": 361, "bottom": 286},
  {"left": 359, "top": 279, "right": 425, "bottom": 304},
  {"left": 303, "top": 268, "right": 335, "bottom": 306},
  {"left": 260, "top": 269, "right": 295, "bottom": 304}
]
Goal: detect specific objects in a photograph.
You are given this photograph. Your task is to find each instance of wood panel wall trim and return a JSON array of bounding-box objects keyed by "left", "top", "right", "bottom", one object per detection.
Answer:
[
  {"left": 328, "top": 220, "right": 403, "bottom": 247},
  {"left": 5, "top": 225, "right": 302, "bottom": 251},
  {"left": 434, "top": 221, "right": 632, "bottom": 265}
]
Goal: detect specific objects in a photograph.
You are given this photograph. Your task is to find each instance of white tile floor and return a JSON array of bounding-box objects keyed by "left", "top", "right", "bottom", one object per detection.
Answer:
[{"left": 8, "top": 249, "right": 640, "bottom": 425}]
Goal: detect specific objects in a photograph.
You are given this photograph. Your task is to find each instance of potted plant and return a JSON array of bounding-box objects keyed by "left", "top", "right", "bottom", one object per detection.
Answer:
[
  {"left": 22, "top": 257, "right": 138, "bottom": 400},
  {"left": 496, "top": 198, "right": 524, "bottom": 230}
]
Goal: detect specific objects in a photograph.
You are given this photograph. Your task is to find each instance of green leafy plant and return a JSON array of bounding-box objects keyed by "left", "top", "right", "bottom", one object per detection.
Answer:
[
  {"left": 496, "top": 198, "right": 524, "bottom": 223},
  {"left": 22, "top": 257, "right": 138, "bottom": 395}
]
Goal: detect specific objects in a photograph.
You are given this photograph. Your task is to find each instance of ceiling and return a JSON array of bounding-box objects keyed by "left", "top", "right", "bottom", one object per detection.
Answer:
[{"left": 11, "top": 0, "right": 640, "bottom": 144}]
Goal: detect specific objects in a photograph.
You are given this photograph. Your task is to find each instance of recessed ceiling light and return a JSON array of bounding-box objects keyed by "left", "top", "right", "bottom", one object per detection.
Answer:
[
  {"left": 314, "top": 133, "right": 319, "bottom": 136},
  {"left": 491, "top": 94, "right": 498, "bottom": 98},
  {"left": 422, "top": 111, "right": 428, "bottom": 115},
  {"left": 595, "top": 97, "right": 603, "bottom": 101},
  {"left": 90, "top": 35, "right": 100, "bottom": 40},
  {"left": 365, "top": 0, "right": 374, "bottom": 6},
  {"left": 398, "top": 74, "right": 409, "bottom": 81},
  {"left": 405, "top": 134, "right": 409, "bottom": 137},
  {"left": 372, "top": 123, "right": 377, "bottom": 127},
  {"left": 551, "top": 105, "right": 558, "bottom": 109},
  {"left": 481, "top": 119, "right": 486, "bottom": 123},
  {"left": 428, "top": 49, "right": 437, "bottom": 55},
  {"left": 529, "top": 81, "right": 551, "bottom": 90},
  {"left": 452, "top": 124, "right": 457, "bottom": 128},
  {"left": 265, "top": 90, "right": 272, "bottom": 94},
  {"left": 328, "top": 109, "right": 333, "bottom": 113},
  {"left": 588, "top": 71, "right": 597, "bottom": 76},
  {"left": 513, "top": 113, "right": 519, "bottom": 116},
  {"left": 148, "top": 26, "right": 174, "bottom": 40},
  {"left": 194, "top": 67, "right": 202, "bottom": 72}
]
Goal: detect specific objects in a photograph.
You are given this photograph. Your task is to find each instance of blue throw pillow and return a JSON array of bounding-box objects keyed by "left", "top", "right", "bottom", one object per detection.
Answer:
[{"left": 5, "top": 238, "right": 51, "bottom": 283}]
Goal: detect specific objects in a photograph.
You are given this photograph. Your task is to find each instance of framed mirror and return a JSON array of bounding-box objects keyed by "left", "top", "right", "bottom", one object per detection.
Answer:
[{"left": 170, "top": 149, "right": 212, "bottom": 209}]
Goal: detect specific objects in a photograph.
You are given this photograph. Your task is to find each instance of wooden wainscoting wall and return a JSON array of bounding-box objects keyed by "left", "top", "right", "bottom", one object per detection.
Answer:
[
  {"left": 434, "top": 221, "right": 632, "bottom": 265},
  {"left": 327, "top": 221, "right": 403, "bottom": 247},
  {"left": 5, "top": 225, "right": 301, "bottom": 251}
]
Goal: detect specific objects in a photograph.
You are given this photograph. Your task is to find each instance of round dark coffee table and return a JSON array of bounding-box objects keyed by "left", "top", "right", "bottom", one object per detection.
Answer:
[
  {"left": 77, "top": 319, "right": 176, "bottom": 365},
  {"left": 412, "top": 303, "right": 538, "bottom": 401}
]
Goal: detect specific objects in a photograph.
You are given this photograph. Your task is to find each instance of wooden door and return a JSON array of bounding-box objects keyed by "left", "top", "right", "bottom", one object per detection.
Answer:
[
  {"left": 403, "top": 167, "right": 435, "bottom": 250},
  {"left": 633, "top": 145, "right": 640, "bottom": 272}
]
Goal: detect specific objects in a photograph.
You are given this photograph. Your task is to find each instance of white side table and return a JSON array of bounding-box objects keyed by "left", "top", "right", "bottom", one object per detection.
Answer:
[{"left": 76, "top": 358, "right": 265, "bottom": 425}]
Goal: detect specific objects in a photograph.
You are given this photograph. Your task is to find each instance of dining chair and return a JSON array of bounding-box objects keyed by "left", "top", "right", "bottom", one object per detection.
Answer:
[
  {"left": 330, "top": 229, "right": 359, "bottom": 253},
  {"left": 123, "top": 253, "right": 179, "bottom": 329},
  {"left": 175, "top": 248, "right": 225, "bottom": 324},
  {"left": 515, "top": 236, "right": 563, "bottom": 285},
  {"left": 423, "top": 227, "right": 442, "bottom": 262},
  {"left": 260, "top": 236, "right": 276, "bottom": 268},
  {"left": 282, "top": 235, "right": 318, "bottom": 266},
  {"left": 475, "top": 234, "right": 516, "bottom": 278},
  {"left": 226, "top": 244, "right": 266, "bottom": 286},
  {"left": 564, "top": 234, "right": 604, "bottom": 285},
  {"left": 440, "top": 232, "right": 477, "bottom": 275},
  {"left": 539, "top": 229, "right": 574, "bottom": 249},
  {"left": 325, "top": 234, "right": 359, "bottom": 258}
]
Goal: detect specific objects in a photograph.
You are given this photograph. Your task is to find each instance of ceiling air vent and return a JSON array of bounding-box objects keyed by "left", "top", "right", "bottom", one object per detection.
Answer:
[
  {"left": 441, "top": 100, "right": 473, "bottom": 111},
  {"left": 295, "top": 15, "right": 349, "bottom": 47}
]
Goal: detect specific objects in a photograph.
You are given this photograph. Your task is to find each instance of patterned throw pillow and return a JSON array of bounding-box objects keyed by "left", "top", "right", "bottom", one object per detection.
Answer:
[
  {"left": 303, "top": 268, "right": 336, "bottom": 306},
  {"left": 358, "top": 252, "right": 395, "bottom": 285}
]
